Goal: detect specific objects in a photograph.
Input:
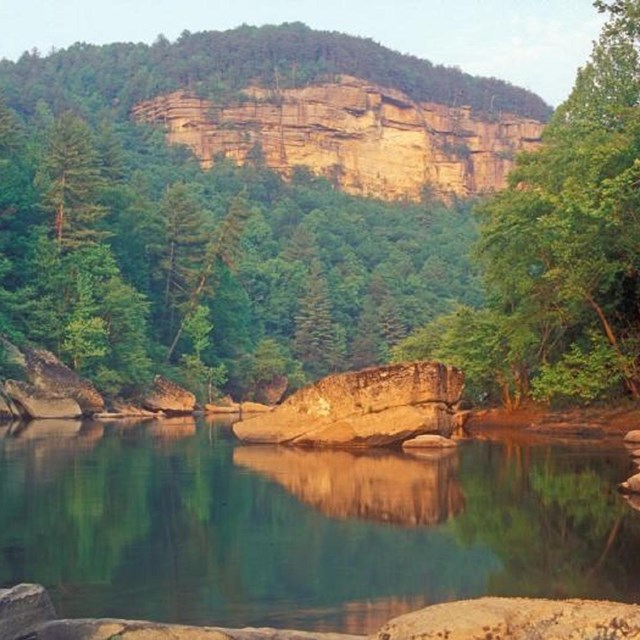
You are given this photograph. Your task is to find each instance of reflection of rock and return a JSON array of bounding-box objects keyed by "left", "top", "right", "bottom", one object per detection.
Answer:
[
  {"left": 619, "top": 472, "right": 640, "bottom": 494},
  {"left": 234, "top": 446, "right": 464, "bottom": 526},
  {"left": 12, "top": 419, "right": 84, "bottom": 439},
  {"left": 623, "top": 494, "right": 640, "bottom": 511},
  {"left": 4, "top": 381, "right": 83, "bottom": 419},
  {"left": 142, "top": 375, "right": 196, "bottom": 414},
  {"left": 146, "top": 416, "right": 197, "bottom": 439},
  {"left": 233, "top": 361, "right": 463, "bottom": 447},
  {"left": 375, "top": 597, "right": 640, "bottom": 640}
]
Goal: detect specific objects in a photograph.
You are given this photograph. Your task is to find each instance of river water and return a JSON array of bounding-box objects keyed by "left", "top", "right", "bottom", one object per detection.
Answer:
[{"left": 1, "top": 416, "right": 639, "bottom": 634}]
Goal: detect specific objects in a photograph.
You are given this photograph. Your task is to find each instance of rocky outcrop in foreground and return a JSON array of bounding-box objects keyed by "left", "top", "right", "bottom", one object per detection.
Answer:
[
  {"left": 5, "top": 585, "right": 640, "bottom": 640},
  {"left": 233, "top": 361, "right": 463, "bottom": 447},
  {"left": 375, "top": 597, "right": 640, "bottom": 640}
]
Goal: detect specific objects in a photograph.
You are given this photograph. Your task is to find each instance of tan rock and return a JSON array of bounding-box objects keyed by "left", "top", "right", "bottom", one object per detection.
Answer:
[
  {"left": 142, "top": 375, "right": 196, "bottom": 414},
  {"left": 233, "top": 362, "right": 463, "bottom": 447},
  {"left": 36, "top": 620, "right": 362, "bottom": 640},
  {"left": 23, "top": 347, "right": 104, "bottom": 414},
  {"left": 205, "top": 403, "right": 241, "bottom": 414},
  {"left": 234, "top": 446, "right": 464, "bottom": 525},
  {"left": 374, "top": 597, "right": 640, "bottom": 640},
  {"left": 240, "top": 402, "right": 272, "bottom": 413},
  {"left": 402, "top": 434, "right": 457, "bottom": 449},
  {"left": 4, "top": 380, "right": 83, "bottom": 419},
  {"left": 132, "top": 77, "right": 544, "bottom": 203},
  {"left": 624, "top": 429, "right": 640, "bottom": 443}
]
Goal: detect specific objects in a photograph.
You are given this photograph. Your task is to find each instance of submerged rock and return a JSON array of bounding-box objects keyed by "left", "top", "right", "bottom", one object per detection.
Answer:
[
  {"left": 142, "top": 375, "right": 196, "bottom": 414},
  {"left": 402, "top": 434, "right": 457, "bottom": 449},
  {"left": 233, "top": 361, "right": 463, "bottom": 447}
]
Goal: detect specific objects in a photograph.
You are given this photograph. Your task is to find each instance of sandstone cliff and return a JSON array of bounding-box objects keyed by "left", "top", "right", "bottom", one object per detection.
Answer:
[{"left": 132, "top": 77, "right": 544, "bottom": 201}]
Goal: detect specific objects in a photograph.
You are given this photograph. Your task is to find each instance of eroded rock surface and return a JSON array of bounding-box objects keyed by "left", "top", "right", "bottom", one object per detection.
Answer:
[
  {"left": 374, "top": 597, "right": 640, "bottom": 640},
  {"left": 0, "top": 583, "right": 56, "bottom": 640},
  {"left": 4, "top": 380, "right": 83, "bottom": 419},
  {"left": 233, "top": 361, "right": 463, "bottom": 447},
  {"left": 142, "top": 375, "right": 196, "bottom": 414},
  {"left": 132, "top": 77, "right": 544, "bottom": 202}
]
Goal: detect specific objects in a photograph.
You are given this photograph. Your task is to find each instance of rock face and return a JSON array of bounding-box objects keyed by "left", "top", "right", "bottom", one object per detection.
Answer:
[
  {"left": 142, "top": 375, "right": 196, "bottom": 414},
  {"left": 4, "top": 380, "right": 83, "bottom": 419},
  {"left": 232, "top": 361, "right": 463, "bottom": 447},
  {"left": 0, "top": 583, "right": 57, "bottom": 640},
  {"left": 234, "top": 446, "right": 464, "bottom": 525},
  {"left": 22, "top": 347, "right": 105, "bottom": 414},
  {"left": 374, "top": 597, "right": 640, "bottom": 640},
  {"left": 132, "top": 77, "right": 544, "bottom": 202}
]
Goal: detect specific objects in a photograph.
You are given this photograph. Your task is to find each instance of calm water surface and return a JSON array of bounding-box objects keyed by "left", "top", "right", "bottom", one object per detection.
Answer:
[{"left": 1, "top": 416, "right": 640, "bottom": 634}]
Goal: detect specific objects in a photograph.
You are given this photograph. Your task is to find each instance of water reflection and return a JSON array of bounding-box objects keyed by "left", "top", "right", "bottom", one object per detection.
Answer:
[
  {"left": 1, "top": 419, "right": 640, "bottom": 633},
  {"left": 234, "top": 446, "right": 464, "bottom": 526}
]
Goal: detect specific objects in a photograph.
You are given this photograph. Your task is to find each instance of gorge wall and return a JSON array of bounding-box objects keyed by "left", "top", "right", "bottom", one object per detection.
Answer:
[{"left": 132, "top": 76, "right": 544, "bottom": 201}]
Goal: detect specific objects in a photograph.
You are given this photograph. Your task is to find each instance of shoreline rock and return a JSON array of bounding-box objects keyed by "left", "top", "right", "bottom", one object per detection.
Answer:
[
  {"left": 142, "top": 375, "right": 196, "bottom": 415},
  {"left": 233, "top": 361, "right": 464, "bottom": 447}
]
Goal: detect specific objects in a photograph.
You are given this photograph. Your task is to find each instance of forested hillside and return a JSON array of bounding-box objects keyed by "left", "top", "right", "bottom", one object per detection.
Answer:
[
  {"left": 395, "top": 0, "right": 640, "bottom": 408},
  {"left": 0, "top": 93, "right": 481, "bottom": 400},
  {"left": 0, "top": 23, "right": 551, "bottom": 123}
]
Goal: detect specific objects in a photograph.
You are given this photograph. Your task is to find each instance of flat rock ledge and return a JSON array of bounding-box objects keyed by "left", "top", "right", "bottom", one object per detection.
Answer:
[
  {"left": 233, "top": 361, "right": 464, "bottom": 447},
  {"left": 33, "top": 619, "right": 363, "bottom": 640},
  {"left": 375, "top": 597, "right": 640, "bottom": 640}
]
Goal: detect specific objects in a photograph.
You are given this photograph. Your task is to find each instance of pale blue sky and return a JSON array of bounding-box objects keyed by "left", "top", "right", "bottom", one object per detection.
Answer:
[{"left": 1, "top": 0, "right": 605, "bottom": 106}]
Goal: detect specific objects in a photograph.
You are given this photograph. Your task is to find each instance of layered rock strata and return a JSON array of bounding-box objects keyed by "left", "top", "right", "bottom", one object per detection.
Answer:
[
  {"left": 232, "top": 361, "right": 464, "bottom": 447},
  {"left": 132, "top": 77, "right": 544, "bottom": 201}
]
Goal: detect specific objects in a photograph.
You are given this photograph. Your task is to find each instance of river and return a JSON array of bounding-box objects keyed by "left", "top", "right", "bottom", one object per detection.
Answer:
[{"left": 1, "top": 416, "right": 639, "bottom": 634}]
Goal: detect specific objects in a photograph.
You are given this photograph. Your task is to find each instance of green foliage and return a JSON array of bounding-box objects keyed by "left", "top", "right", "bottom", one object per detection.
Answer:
[
  {"left": 532, "top": 332, "right": 624, "bottom": 404},
  {"left": 0, "top": 25, "right": 551, "bottom": 124}
]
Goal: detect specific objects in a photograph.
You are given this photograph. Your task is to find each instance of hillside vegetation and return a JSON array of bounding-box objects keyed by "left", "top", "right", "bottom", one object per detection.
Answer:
[{"left": 0, "top": 23, "right": 551, "bottom": 122}]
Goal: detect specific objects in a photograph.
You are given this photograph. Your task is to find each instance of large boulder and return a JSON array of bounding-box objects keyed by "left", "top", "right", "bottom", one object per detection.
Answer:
[
  {"left": 0, "top": 583, "right": 56, "bottom": 640},
  {"left": 233, "top": 361, "right": 463, "bottom": 447},
  {"left": 374, "top": 597, "right": 640, "bottom": 640},
  {"left": 142, "top": 375, "right": 196, "bottom": 414},
  {"left": 22, "top": 347, "right": 105, "bottom": 414},
  {"left": 4, "top": 380, "right": 83, "bottom": 419}
]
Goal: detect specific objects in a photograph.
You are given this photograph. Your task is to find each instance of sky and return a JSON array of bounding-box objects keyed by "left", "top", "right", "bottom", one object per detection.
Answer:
[{"left": 1, "top": 0, "right": 606, "bottom": 107}]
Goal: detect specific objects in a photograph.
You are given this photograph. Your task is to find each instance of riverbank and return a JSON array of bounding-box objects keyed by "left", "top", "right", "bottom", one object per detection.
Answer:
[{"left": 466, "top": 402, "right": 640, "bottom": 440}]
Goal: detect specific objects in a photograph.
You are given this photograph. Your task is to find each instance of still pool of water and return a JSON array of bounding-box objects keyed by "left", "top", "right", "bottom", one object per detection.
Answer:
[{"left": 1, "top": 416, "right": 640, "bottom": 634}]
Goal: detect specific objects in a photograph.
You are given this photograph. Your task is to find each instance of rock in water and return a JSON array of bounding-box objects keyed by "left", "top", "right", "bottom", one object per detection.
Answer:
[
  {"left": 22, "top": 347, "right": 105, "bottom": 414},
  {"left": 0, "top": 583, "right": 56, "bottom": 640},
  {"left": 402, "top": 434, "right": 457, "bottom": 449},
  {"left": 624, "top": 430, "right": 640, "bottom": 443},
  {"left": 3, "top": 380, "right": 83, "bottom": 419},
  {"left": 233, "top": 361, "right": 463, "bottom": 447},
  {"left": 143, "top": 375, "right": 196, "bottom": 414}
]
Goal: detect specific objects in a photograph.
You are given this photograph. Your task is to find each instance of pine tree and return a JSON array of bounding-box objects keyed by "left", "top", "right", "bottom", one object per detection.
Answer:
[{"left": 36, "top": 112, "right": 106, "bottom": 249}]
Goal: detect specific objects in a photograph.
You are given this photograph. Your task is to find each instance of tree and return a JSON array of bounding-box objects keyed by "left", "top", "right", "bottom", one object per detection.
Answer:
[{"left": 35, "top": 112, "right": 106, "bottom": 249}]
